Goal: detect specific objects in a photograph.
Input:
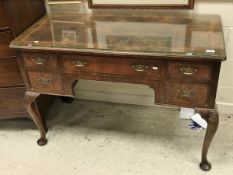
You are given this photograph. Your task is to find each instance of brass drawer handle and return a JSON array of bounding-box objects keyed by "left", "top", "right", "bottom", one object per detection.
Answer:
[
  {"left": 132, "top": 64, "right": 148, "bottom": 72},
  {"left": 38, "top": 77, "right": 52, "bottom": 86},
  {"left": 32, "top": 57, "right": 46, "bottom": 65},
  {"left": 73, "top": 60, "right": 87, "bottom": 67},
  {"left": 178, "top": 90, "right": 195, "bottom": 98},
  {"left": 180, "top": 66, "right": 198, "bottom": 76}
]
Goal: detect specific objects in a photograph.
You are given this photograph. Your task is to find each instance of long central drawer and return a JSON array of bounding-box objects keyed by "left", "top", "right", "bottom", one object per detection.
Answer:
[{"left": 62, "top": 55, "right": 164, "bottom": 80}]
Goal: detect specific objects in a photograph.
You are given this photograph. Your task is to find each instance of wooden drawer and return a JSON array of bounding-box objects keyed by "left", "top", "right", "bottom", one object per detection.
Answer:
[
  {"left": 27, "top": 71, "right": 64, "bottom": 94},
  {"left": 23, "top": 53, "right": 58, "bottom": 69},
  {"left": 165, "top": 82, "right": 210, "bottom": 107},
  {"left": 0, "top": 87, "right": 26, "bottom": 114},
  {"left": 167, "top": 61, "right": 213, "bottom": 81},
  {"left": 63, "top": 55, "right": 163, "bottom": 80},
  {"left": 0, "top": 4, "right": 9, "bottom": 29},
  {"left": 0, "top": 58, "right": 23, "bottom": 87},
  {"left": 0, "top": 31, "right": 14, "bottom": 58}
]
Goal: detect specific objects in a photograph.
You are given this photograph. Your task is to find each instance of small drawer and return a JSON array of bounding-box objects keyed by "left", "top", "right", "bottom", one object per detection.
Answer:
[
  {"left": 167, "top": 61, "right": 213, "bottom": 81},
  {"left": 27, "top": 71, "right": 64, "bottom": 94},
  {"left": 165, "top": 82, "right": 210, "bottom": 108},
  {"left": 0, "top": 31, "right": 14, "bottom": 58},
  {"left": 0, "top": 87, "right": 26, "bottom": 114},
  {"left": 63, "top": 55, "right": 163, "bottom": 80},
  {"left": 0, "top": 58, "right": 24, "bottom": 87},
  {"left": 23, "top": 53, "right": 58, "bottom": 69},
  {"left": 0, "top": 4, "right": 9, "bottom": 29}
]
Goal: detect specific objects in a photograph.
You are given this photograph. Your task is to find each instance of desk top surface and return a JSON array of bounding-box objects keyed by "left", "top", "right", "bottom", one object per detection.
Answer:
[{"left": 10, "top": 11, "right": 226, "bottom": 60}]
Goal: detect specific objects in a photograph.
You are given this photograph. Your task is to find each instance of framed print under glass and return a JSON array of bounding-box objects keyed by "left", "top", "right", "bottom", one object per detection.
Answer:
[{"left": 88, "top": 0, "right": 195, "bottom": 9}]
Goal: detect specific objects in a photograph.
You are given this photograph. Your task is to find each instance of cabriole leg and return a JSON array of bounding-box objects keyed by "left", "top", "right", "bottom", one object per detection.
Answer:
[
  {"left": 25, "top": 91, "right": 47, "bottom": 146},
  {"left": 197, "top": 108, "right": 219, "bottom": 171}
]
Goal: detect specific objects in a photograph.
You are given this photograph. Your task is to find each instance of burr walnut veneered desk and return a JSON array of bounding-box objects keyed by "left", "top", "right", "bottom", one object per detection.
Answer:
[{"left": 10, "top": 12, "right": 226, "bottom": 171}]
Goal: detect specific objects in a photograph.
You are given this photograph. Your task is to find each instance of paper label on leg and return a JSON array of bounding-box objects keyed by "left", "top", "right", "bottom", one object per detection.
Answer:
[{"left": 191, "top": 113, "right": 207, "bottom": 129}]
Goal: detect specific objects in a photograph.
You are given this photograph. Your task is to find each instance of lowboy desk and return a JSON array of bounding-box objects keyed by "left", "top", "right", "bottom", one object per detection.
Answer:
[{"left": 10, "top": 11, "right": 226, "bottom": 171}]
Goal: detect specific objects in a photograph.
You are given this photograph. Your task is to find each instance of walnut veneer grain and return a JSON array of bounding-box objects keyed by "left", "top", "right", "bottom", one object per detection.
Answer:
[{"left": 10, "top": 11, "right": 226, "bottom": 171}]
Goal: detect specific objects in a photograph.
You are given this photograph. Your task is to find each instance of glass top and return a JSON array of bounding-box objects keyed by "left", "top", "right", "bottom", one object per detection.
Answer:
[{"left": 10, "top": 10, "right": 226, "bottom": 60}]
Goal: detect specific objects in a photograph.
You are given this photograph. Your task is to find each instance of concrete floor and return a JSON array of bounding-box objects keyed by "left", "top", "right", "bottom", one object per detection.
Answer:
[{"left": 0, "top": 99, "right": 232, "bottom": 175}]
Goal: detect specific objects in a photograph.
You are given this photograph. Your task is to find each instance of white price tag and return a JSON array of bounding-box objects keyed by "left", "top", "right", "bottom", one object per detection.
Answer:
[{"left": 206, "top": 49, "right": 215, "bottom": 53}]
